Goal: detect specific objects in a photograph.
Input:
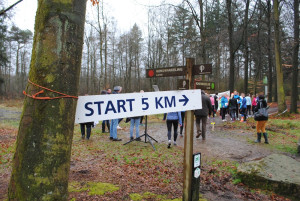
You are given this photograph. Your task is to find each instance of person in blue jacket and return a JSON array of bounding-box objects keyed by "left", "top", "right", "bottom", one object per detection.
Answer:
[
  {"left": 240, "top": 93, "right": 247, "bottom": 122},
  {"left": 163, "top": 112, "right": 182, "bottom": 148},
  {"left": 220, "top": 94, "right": 228, "bottom": 121},
  {"left": 233, "top": 91, "right": 241, "bottom": 120}
]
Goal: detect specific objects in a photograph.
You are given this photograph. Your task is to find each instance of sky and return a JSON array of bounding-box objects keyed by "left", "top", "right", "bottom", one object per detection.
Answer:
[{"left": 6, "top": 0, "right": 182, "bottom": 34}]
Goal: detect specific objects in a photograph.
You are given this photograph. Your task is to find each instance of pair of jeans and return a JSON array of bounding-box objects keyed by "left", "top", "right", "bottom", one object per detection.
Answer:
[
  {"left": 102, "top": 120, "right": 110, "bottom": 132},
  {"left": 110, "top": 119, "right": 118, "bottom": 139},
  {"left": 230, "top": 109, "right": 236, "bottom": 120},
  {"left": 221, "top": 108, "right": 226, "bottom": 120},
  {"left": 130, "top": 118, "right": 140, "bottom": 138},
  {"left": 166, "top": 120, "right": 178, "bottom": 141},
  {"left": 80, "top": 122, "right": 93, "bottom": 139},
  {"left": 180, "top": 112, "right": 185, "bottom": 134},
  {"left": 247, "top": 105, "right": 251, "bottom": 115},
  {"left": 195, "top": 116, "right": 207, "bottom": 139}
]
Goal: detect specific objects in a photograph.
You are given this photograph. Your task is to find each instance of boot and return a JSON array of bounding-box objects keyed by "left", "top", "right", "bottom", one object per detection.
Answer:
[
  {"left": 255, "top": 133, "right": 261, "bottom": 143},
  {"left": 263, "top": 133, "right": 269, "bottom": 144},
  {"left": 240, "top": 116, "right": 244, "bottom": 122},
  {"left": 196, "top": 130, "right": 202, "bottom": 138}
]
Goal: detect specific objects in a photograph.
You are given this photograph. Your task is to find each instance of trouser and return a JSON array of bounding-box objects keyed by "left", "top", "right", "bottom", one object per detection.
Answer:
[
  {"left": 166, "top": 120, "right": 178, "bottom": 141},
  {"left": 110, "top": 119, "right": 118, "bottom": 139},
  {"left": 236, "top": 105, "right": 239, "bottom": 118},
  {"left": 247, "top": 105, "right": 251, "bottom": 115},
  {"left": 195, "top": 116, "right": 207, "bottom": 139},
  {"left": 256, "top": 120, "right": 267, "bottom": 133},
  {"left": 211, "top": 106, "right": 216, "bottom": 117},
  {"left": 252, "top": 105, "right": 256, "bottom": 115},
  {"left": 80, "top": 122, "right": 93, "bottom": 139},
  {"left": 221, "top": 108, "right": 226, "bottom": 120},
  {"left": 180, "top": 111, "right": 185, "bottom": 134},
  {"left": 230, "top": 109, "right": 236, "bottom": 120},
  {"left": 102, "top": 120, "right": 110, "bottom": 132},
  {"left": 130, "top": 118, "right": 140, "bottom": 138},
  {"left": 241, "top": 108, "right": 247, "bottom": 121},
  {"left": 118, "top": 118, "right": 123, "bottom": 124}
]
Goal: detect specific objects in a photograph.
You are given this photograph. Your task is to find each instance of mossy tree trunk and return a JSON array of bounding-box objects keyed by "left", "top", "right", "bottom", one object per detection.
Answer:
[
  {"left": 273, "top": 0, "right": 287, "bottom": 113},
  {"left": 291, "top": 0, "right": 299, "bottom": 113},
  {"left": 8, "top": 0, "right": 86, "bottom": 200}
]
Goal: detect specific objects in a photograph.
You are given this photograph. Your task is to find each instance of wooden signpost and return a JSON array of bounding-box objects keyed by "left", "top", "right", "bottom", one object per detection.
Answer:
[{"left": 146, "top": 60, "right": 213, "bottom": 201}]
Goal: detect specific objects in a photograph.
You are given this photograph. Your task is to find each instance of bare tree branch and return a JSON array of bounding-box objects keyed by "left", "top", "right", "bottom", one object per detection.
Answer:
[{"left": 0, "top": 0, "right": 23, "bottom": 16}]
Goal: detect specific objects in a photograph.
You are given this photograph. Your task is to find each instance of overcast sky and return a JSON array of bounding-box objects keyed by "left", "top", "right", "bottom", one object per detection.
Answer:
[{"left": 6, "top": 0, "right": 182, "bottom": 33}]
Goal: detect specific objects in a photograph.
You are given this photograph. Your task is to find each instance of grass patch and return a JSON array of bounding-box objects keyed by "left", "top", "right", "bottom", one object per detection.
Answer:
[{"left": 69, "top": 181, "right": 119, "bottom": 195}]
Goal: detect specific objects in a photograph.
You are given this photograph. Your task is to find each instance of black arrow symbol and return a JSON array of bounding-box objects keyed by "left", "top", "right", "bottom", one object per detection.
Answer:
[{"left": 179, "top": 95, "right": 189, "bottom": 106}]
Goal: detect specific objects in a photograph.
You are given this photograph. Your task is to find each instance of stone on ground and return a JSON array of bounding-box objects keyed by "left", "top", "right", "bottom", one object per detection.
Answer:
[{"left": 237, "top": 154, "right": 300, "bottom": 200}]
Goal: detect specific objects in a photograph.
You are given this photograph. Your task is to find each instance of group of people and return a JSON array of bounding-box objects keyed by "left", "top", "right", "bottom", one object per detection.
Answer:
[
  {"left": 80, "top": 86, "right": 144, "bottom": 142},
  {"left": 165, "top": 90, "right": 269, "bottom": 147},
  {"left": 80, "top": 88, "right": 269, "bottom": 147}
]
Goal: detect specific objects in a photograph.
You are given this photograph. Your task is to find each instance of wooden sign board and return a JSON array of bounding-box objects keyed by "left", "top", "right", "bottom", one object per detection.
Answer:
[
  {"left": 146, "top": 66, "right": 186, "bottom": 78},
  {"left": 193, "top": 64, "right": 212, "bottom": 75},
  {"left": 194, "top": 81, "right": 215, "bottom": 90},
  {"left": 177, "top": 79, "right": 189, "bottom": 90}
]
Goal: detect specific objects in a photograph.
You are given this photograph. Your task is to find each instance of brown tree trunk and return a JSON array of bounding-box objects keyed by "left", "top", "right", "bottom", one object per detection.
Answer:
[
  {"left": 273, "top": 0, "right": 287, "bottom": 113},
  {"left": 267, "top": 0, "right": 273, "bottom": 102},
  {"left": 244, "top": 0, "right": 250, "bottom": 94},
  {"left": 8, "top": 0, "right": 86, "bottom": 200},
  {"left": 291, "top": 0, "right": 299, "bottom": 113},
  {"left": 226, "top": 0, "right": 235, "bottom": 92}
]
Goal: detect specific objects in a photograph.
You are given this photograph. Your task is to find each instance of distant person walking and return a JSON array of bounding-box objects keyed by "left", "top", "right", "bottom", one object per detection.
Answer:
[
  {"left": 220, "top": 94, "right": 228, "bottom": 121},
  {"left": 194, "top": 91, "right": 213, "bottom": 140},
  {"left": 252, "top": 95, "right": 257, "bottom": 115},
  {"left": 210, "top": 95, "right": 215, "bottom": 117},
  {"left": 245, "top": 93, "right": 252, "bottom": 116},
  {"left": 240, "top": 93, "right": 247, "bottom": 122},
  {"left": 254, "top": 94, "right": 269, "bottom": 144},
  {"left": 110, "top": 86, "right": 122, "bottom": 141},
  {"left": 163, "top": 112, "right": 182, "bottom": 148}
]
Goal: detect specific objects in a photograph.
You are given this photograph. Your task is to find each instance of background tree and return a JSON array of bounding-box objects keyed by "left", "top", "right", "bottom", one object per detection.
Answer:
[
  {"left": 273, "top": 0, "right": 287, "bottom": 113},
  {"left": 8, "top": 0, "right": 87, "bottom": 200}
]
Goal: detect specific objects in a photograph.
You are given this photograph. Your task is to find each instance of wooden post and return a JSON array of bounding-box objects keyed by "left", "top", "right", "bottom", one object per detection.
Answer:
[{"left": 183, "top": 58, "right": 195, "bottom": 201}]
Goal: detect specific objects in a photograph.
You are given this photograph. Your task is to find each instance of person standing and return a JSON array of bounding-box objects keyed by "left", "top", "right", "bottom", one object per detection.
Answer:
[
  {"left": 101, "top": 90, "right": 110, "bottom": 133},
  {"left": 163, "top": 112, "right": 182, "bottom": 148},
  {"left": 252, "top": 95, "right": 257, "bottom": 115},
  {"left": 233, "top": 91, "right": 241, "bottom": 120},
  {"left": 210, "top": 95, "right": 215, "bottom": 117},
  {"left": 228, "top": 94, "right": 238, "bottom": 121},
  {"left": 195, "top": 91, "right": 213, "bottom": 140},
  {"left": 245, "top": 93, "right": 252, "bottom": 116},
  {"left": 179, "top": 111, "right": 185, "bottom": 136},
  {"left": 220, "top": 94, "right": 228, "bottom": 121},
  {"left": 240, "top": 93, "right": 247, "bottom": 122},
  {"left": 110, "top": 86, "right": 122, "bottom": 141},
  {"left": 214, "top": 93, "right": 219, "bottom": 113},
  {"left": 254, "top": 94, "right": 269, "bottom": 144}
]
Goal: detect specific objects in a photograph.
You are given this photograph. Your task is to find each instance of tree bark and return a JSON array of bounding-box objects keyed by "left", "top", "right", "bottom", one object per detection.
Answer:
[
  {"left": 267, "top": 0, "right": 273, "bottom": 102},
  {"left": 273, "top": 0, "right": 287, "bottom": 113},
  {"left": 244, "top": 0, "right": 250, "bottom": 94},
  {"left": 291, "top": 0, "right": 299, "bottom": 113},
  {"left": 8, "top": 0, "right": 86, "bottom": 200},
  {"left": 226, "top": 0, "right": 235, "bottom": 92}
]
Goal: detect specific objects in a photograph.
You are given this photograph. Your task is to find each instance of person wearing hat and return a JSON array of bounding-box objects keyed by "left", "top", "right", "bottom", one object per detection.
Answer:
[{"left": 109, "top": 86, "right": 122, "bottom": 141}]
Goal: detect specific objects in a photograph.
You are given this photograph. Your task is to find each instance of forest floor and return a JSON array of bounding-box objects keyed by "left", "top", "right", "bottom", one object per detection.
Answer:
[{"left": 0, "top": 99, "right": 299, "bottom": 201}]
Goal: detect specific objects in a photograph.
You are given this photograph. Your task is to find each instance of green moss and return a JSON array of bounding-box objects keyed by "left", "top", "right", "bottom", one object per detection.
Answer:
[
  {"left": 129, "top": 193, "right": 143, "bottom": 201},
  {"left": 68, "top": 181, "right": 119, "bottom": 196}
]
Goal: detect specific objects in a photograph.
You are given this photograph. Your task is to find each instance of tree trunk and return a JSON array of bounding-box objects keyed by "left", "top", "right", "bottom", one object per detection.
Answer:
[
  {"left": 8, "top": 0, "right": 86, "bottom": 200},
  {"left": 291, "top": 0, "right": 299, "bottom": 113},
  {"left": 226, "top": 0, "right": 235, "bottom": 92},
  {"left": 267, "top": 0, "right": 273, "bottom": 102},
  {"left": 244, "top": 0, "right": 250, "bottom": 94},
  {"left": 273, "top": 0, "right": 287, "bottom": 113}
]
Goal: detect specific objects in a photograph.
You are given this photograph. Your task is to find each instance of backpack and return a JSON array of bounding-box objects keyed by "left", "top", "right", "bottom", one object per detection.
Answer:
[{"left": 254, "top": 101, "right": 268, "bottom": 121}]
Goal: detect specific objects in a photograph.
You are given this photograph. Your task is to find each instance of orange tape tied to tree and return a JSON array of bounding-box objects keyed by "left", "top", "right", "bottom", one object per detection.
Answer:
[{"left": 23, "top": 79, "right": 78, "bottom": 100}]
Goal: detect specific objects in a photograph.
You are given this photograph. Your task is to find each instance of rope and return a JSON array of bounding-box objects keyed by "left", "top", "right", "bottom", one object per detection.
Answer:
[{"left": 23, "top": 79, "right": 78, "bottom": 100}]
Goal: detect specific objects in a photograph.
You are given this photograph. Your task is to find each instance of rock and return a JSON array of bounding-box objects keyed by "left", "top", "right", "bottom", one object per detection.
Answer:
[{"left": 237, "top": 154, "right": 300, "bottom": 200}]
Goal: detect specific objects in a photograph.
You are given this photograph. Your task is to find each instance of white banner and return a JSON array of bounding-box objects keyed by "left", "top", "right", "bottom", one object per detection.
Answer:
[{"left": 75, "top": 90, "right": 202, "bottom": 123}]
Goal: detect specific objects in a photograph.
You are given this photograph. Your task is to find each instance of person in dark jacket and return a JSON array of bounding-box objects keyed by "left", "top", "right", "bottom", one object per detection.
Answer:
[
  {"left": 228, "top": 94, "right": 238, "bottom": 121},
  {"left": 101, "top": 90, "right": 110, "bottom": 133},
  {"left": 194, "top": 91, "right": 212, "bottom": 140},
  {"left": 254, "top": 94, "right": 269, "bottom": 144}
]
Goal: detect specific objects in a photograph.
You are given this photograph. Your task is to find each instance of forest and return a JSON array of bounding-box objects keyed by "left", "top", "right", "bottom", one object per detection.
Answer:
[{"left": 0, "top": 0, "right": 298, "bottom": 103}]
